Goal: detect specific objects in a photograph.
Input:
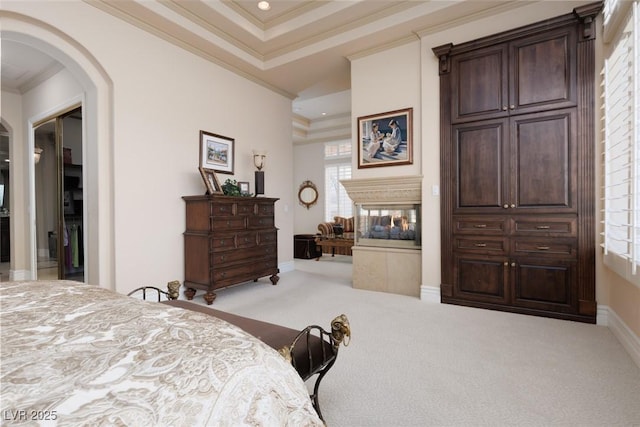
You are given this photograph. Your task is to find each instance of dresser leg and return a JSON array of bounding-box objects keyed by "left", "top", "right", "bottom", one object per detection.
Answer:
[
  {"left": 203, "top": 291, "right": 217, "bottom": 305},
  {"left": 269, "top": 275, "right": 279, "bottom": 286},
  {"left": 184, "top": 287, "right": 196, "bottom": 300}
]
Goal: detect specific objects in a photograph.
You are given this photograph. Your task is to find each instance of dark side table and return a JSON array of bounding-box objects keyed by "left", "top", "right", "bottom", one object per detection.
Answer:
[{"left": 294, "top": 234, "right": 323, "bottom": 259}]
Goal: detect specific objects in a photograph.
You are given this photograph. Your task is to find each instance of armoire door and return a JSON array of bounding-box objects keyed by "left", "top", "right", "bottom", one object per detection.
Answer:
[
  {"left": 453, "top": 118, "right": 509, "bottom": 214},
  {"left": 451, "top": 25, "right": 577, "bottom": 123},
  {"left": 510, "top": 109, "right": 577, "bottom": 213}
]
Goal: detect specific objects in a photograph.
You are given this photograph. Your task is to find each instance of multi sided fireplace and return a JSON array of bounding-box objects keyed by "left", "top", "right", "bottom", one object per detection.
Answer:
[{"left": 341, "top": 176, "right": 422, "bottom": 297}]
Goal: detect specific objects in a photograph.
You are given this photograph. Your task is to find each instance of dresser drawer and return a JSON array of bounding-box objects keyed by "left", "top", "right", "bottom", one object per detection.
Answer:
[
  {"left": 248, "top": 215, "right": 275, "bottom": 228},
  {"left": 211, "top": 232, "right": 258, "bottom": 251},
  {"left": 212, "top": 258, "right": 278, "bottom": 283},
  {"left": 454, "top": 236, "right": 508, "bottom": 254},
  {"left": 511, "top": 216, "right": 577, "bottom": 237},
  {"left": 210, "top": 201, "right": 236, "bottom": 216},
  {"left": 512, "top": 238, "right": 576, "bottom": 258},
  {"left": 212, "top": 244, "right": 277, "bottom": 265},
  {"left": 454, "top": 216, "right": 507, "bottom": 235},
  {"left": 211, "top": 216, "right": 246, "bottom": 230},
  {"left": 235, "top": 201, "right": 255, "bottom": 215},
  {"left": 256, "top": 202, "right": 275, "bottom": 216},
  {"left": 258, "top": 230, "right": 278, "bottom": 245}
]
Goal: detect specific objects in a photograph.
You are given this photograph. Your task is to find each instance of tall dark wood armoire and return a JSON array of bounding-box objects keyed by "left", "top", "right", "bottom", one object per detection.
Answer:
[{"left": 432, "top": 3, "right": 601, "bottom": 323}]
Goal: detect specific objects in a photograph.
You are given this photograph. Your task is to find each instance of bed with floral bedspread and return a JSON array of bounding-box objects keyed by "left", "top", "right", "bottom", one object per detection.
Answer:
[{"left": 0, "top": 280, "right": 322, "bottom": 426}]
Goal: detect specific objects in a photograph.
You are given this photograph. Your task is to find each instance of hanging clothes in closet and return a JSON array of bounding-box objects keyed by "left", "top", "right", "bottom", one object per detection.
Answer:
[{"left": 63, "top": 220, "right": 83, "bottom": 270}]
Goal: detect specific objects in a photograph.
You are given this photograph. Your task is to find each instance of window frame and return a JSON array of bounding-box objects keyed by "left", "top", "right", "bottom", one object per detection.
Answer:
[{"left": 324, "top": 140, "right": 352, "bottom": 222}]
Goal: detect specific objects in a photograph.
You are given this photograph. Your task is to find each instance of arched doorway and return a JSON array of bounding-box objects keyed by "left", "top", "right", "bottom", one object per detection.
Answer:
[{"left": 0, "top": 12, "right": 115, "bottom": 289}]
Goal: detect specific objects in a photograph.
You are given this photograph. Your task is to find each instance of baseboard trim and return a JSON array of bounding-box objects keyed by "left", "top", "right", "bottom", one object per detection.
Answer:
[
  {"left": 420, "top": 285, "right": 440, "bottom": 303},
  {"left": 596, "top": 305, "right": 609, "bottom": 326},
  {"left": 599, "top": 305, "right": 640, "bottom": 369},
  {"left": 279, "top": 260, "right": 295, "bottom": 274},
  {"left": 9, "top": 269, "right": 30, "bottom": 281}
]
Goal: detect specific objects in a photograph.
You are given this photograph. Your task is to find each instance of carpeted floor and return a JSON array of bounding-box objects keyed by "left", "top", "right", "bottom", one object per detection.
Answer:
[{"left": 185, "top": 256, "right": 640, "bottom": 427}]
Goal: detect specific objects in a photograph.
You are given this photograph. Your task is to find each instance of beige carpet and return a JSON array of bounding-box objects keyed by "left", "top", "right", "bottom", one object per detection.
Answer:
[{"left": 185, "top": 256, "right": 640, "bottom": 427}]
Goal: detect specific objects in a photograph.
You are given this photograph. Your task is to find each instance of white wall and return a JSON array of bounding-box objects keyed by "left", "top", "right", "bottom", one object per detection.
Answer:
[
  {"left": 2, "top": 1, "right": 294, "bottom": 294},
  {"left": 351, "top": 40, "right": 423, "bottom": 181}
]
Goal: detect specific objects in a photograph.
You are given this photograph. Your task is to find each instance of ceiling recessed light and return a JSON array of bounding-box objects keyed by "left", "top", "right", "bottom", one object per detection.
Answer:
[
  {"left": 321, "top": 112, "right": 327, "bottom": 116},
  {"left": 258, "top": 1, "right": 270, "bottom": 11}
]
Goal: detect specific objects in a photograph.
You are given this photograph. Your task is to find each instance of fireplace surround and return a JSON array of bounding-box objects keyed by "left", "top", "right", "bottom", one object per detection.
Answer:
[{"left": 341, "top": 176, "right": 422, "bottom": 297}]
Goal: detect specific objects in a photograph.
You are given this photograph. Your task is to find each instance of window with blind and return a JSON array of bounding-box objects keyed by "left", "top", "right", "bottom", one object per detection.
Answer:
[
  {"left": 324, "top": 141, "right": 352, "bottom": 221},
  {"left": 602, "top": 0, "right": 640, "bottom": 286}
]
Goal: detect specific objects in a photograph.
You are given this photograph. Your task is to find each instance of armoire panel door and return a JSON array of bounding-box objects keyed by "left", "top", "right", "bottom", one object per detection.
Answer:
[
  {"left": 510, "top": 26, "right": 577, "bottom": 114},
  {"left": 451, "top": 44, "right": 509, "bottom": 123},
  {"left": 510, "top": 109, "right": 577, "bottom": 213},
  {"left": 511, "top": 258, "right": 576, "bottom": 313},
  {"left": 454, "top": 254, "right": 509, "bottom": 304},
  {"left": 453, "top": 119, "right": 509, "bottom": 213}
]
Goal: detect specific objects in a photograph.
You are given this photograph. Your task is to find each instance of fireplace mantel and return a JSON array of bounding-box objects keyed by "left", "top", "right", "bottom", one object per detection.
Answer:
[{"left": 340, "top": 176, "right": 422, "bottom": 204}]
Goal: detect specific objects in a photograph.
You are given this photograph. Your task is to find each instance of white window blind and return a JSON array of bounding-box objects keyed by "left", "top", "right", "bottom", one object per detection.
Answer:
[
  {"left": 324, "top": 141, "right": 352, "bottom": 221},
  {"left": 602, "top": 0, "right": 640, "bottom": 285}
]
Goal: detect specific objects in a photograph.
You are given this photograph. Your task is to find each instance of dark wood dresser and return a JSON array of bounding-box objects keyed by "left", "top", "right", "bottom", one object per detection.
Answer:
[{"left": 183, "top": 195, "right": 279, "bottom": 304}]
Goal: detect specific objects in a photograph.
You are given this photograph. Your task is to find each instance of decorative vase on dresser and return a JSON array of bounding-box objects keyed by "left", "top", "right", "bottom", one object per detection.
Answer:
[
  {"left": 183, "top": 194, "right": 279, "bottom": 304},
  {"left": 432, "top": 3, "right": 601, "bottom": 323}
]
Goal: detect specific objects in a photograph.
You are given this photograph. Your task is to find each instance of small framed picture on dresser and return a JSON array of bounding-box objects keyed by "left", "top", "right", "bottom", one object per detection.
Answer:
[
  {"left": 238, "top": 181, "right": 250, "bottom": 196},
  {"left": 199, "top": 167, "right": 222, "bottom": 195}
]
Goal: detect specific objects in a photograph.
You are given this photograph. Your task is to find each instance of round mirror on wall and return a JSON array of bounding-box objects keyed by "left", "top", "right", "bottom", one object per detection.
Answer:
[{"left": 298, "top": 180, "right": 318, "bottom": 210}]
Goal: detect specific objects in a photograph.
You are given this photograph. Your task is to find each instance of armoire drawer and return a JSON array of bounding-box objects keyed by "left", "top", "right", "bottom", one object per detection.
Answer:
[
  {"left": 511, "top": 216, "right": 577, "bottom": 237},
  {"left": 454, "top": 236, "right": 508, "bottom": 254},
  {"left": 454, "top": 216, "right": 507, "bottom": 235},
  {"left": 512, "top": 238, "right": 576, "bottom": 258}
]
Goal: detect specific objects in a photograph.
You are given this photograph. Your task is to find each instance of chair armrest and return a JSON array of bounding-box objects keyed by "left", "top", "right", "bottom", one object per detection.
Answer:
[{"left": 317, "top": 222, "right": 334, "bottom": 236}]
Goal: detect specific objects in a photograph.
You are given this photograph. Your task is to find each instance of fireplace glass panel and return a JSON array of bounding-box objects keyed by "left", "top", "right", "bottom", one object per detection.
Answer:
[{"left": 355, "top": 203, "right": 421, "bottom": 249}]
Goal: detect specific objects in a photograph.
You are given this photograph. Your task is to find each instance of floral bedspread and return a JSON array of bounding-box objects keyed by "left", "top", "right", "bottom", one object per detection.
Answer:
[{"left": 0, "top": 281, "right": 322, "bottom": 426}]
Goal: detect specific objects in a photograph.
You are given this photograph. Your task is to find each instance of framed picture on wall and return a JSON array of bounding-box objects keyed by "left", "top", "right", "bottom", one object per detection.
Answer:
[
  {"left": 199, "top": 167, "right": 222, "bottom": 194},
  {"left": 199, "top": 130, "right": 235, "bottom": 174},
  {"left": 357, "top": 108, "right": 413, "bottom": 169}
]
